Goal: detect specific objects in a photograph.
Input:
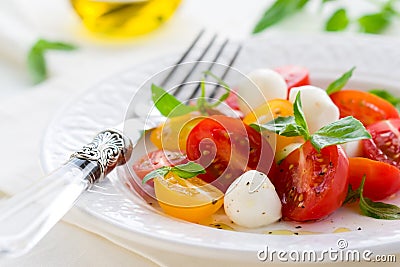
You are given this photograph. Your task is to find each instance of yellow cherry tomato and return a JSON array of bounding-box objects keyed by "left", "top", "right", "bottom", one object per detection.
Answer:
[
  {"left": 243, "top": 99, "right": 303, "bottom": 152},
  {"left": 150, "top": 112, "right": 204, "bottom": 152},
  {"left": 154, "top": 172, "right": 224, "bottom": 223}
]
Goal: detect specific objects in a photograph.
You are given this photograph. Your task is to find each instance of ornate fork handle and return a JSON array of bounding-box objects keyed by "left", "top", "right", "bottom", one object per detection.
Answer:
[
  {"left": 72, "top": 129, "right": 132, "bottom": 182},
  {"left": 0, "top": 129, "right": 132, "bottom": 257}
]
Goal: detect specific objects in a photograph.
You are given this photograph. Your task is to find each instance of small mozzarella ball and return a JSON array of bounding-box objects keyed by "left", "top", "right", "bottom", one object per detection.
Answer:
[
  {"left": 289, "top": 85, "right": 340, "bottom": 134},
  {"left": 341, "top": 140, "right": 363, "bottom": 158},
  {"left": 236, "top": 69, "right": 287, "bottom": 115},
  {"left": 224, "top": 170, "right": 282, "bottom": 228}
]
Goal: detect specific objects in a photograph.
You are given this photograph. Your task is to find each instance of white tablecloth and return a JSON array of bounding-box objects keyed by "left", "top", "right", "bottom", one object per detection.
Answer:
[{"left": 1, "top": 0, "right": 399, "bottom": 266}]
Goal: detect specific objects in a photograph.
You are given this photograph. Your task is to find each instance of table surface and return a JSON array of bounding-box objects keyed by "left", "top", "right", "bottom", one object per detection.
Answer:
[{"left": 1, "top": 0, "right": 400, "bottom": 266}]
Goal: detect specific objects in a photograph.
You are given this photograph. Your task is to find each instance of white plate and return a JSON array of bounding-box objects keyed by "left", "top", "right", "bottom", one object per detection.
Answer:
[{"left": 41, "top": 33, "right": 400, "bottom": 263}]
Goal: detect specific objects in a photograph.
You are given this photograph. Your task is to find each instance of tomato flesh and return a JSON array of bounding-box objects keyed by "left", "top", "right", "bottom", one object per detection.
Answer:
[
  {"left": 132, "top": 149, "right": 188, "bottom": 184},
  {"left": 330, "top": 90, "right": 399, "bottom": 126},
  {"left": 186, "top": 115, "right": 274, "bottom": 192},
  {"left": 362, "top": 118, "right": 400, "bottom": 169},
  {"left": 154, "top": 172, "right": 224, "bottom": 223},
  {"left": 272, "top": 141, "right": 349, "bottom": 221},
  {"left": 274, "top": 65, "right": 310, "bottom": 99},
  {"left": 349, "top": 157, "right": 400, "bottom": 200},
  {"left": 225, "top": 91, "right": 240, "bottom": 111},
  {"left": 150, "top": 112, "right": 204, "bottom": 152}
]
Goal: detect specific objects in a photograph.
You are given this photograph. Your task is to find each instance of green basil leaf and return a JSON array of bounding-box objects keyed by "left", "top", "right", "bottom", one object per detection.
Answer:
[
  {"left": 252, "top": 0, "right": 309, "bottom": 34},
  {"left": 359, "top": 176, "right": 400, "bottom": 220},
  {"left": 322, "top": 0, "right": 336, "bottom": 3},
  {"left": 36, "top": 39, "right": 77, "bottom": 51},
  {"left": 27, "top": 47, "right": 47, "bottom": 84},
  {"left": 251, "top": 93, "right": 310, "bottom": 140},
  {"left": 27, "top": 39, "right": 77, "bottom": 84},
  {"left": 171, "top": 162, "right": 206, "bottom": 179},
  {"left": 250, "top": 116, "right": 304, "bottom": 137},
  {"left": 293, "top": 92, "right": 310, "bottom": 140},
  {"left": 310, "top": 116, "right": 371, "bottom": 151},
  {"left": 325, "top": 8, "right": 349, "bottom": 32},
  {"left": 151, "top": 84, "right": 196, "bottom": 117},
  {"left": 358, "top": 13, "right": 391, "bottom": 34},
  {"left": 142, "top": 167, "right": 169, "bottom": 184},
  {"left": 326, "top": 67, "right": 356, "bottom": 95},
  {"left": 343, "top": 184, "right": 360, "bottom": 205}
]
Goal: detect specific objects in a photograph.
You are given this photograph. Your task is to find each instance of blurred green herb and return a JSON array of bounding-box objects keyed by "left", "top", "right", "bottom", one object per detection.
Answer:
[
  {"left": 325, "top": 8, "right": 349, "bottom": 31},
  {"left": 253, "top": 0, "right": 399, "bottom": 35},
  {"left": 27, "top": 39, "right": 77, "bottom": 84},
  {"left": 358, "top": 0, "right": 398, "bottom": 33},
  {"left": 252, "top": 0, "right": 309, "bottom": 34}
]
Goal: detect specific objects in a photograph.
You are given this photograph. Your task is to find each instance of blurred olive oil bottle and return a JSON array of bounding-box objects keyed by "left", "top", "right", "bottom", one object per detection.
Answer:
[{"left": 70, "top": 0, "right": 182, "bottom": 37}]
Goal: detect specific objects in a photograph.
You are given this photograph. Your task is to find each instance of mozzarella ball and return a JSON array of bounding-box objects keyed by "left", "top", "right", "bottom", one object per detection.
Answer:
[
  {"left": 341, "top": 140, "right": 363, "bottom": 158},
  {"left": 236, "top": 69, "right": 287, "bottom": 115},
  {"left": 289, "top": 85, "right": 340, "bottom": 134},
  {"left": 224, "top": 170, "right": 282, "bottom": 228}
]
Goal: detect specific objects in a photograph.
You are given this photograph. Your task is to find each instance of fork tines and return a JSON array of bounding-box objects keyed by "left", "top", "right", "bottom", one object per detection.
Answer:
[{"left": 160, "top": 30, "right": 242, "bottom": 102}]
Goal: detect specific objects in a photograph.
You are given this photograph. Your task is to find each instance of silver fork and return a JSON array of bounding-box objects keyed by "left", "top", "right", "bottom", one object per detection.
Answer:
[{"left": 0, "top": 31, "right": 242, "bottom": 257}]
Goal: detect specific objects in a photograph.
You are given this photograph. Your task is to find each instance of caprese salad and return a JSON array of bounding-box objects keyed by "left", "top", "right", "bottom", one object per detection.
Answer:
[{"left": 131, "top": 66, "right": 400, "bottom": 228}]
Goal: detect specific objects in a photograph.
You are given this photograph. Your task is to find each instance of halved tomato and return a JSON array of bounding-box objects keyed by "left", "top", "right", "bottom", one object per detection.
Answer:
[
  {"left": 150, "top": 112, "right": 204, "bottom": 152},
  {"left": 349, "top": 157, "right": 400, "bottom": 200},
  {"left": 362, "top": 118, "right": 400, "bottom": 168},
  {"left": 154, "top": 172, "right": 224, "bottom": 223},
  {"left": 186, "top": 115, "right": 274, "bottom": 191},
  {"left": 330, "top": 90, "right": 399, "bottom": 126},
  {"left": 274, "top": 65, "right": 310, "bottom": 98},
  {"left": 132, "top": 149, "right": 187, "bottom": 184},
  {"left": 272, "top": 141, "right": 349, "bottom": 222}
]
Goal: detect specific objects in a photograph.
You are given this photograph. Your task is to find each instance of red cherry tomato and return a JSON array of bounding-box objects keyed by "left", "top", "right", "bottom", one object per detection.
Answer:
[
  {"left": 132, "top": 149, "right": 187, "bottom": 184},
  {"left": 362, "top": 119, "right": 400, "bottom": 169},
  {"left": 349, "top": 157, "right": 400, "bottom": 201},
  {"left": 186, "top": 115, "right": 274, "bottom": 192},
  {"left": 274, "top": 65, "right": 310, "bottom": 98},
  {"left": 272, "top": 141, "right": 349, "bottom": 222},
  {"left": 330, "top": 90, "right": 399, "bottom": 126}
]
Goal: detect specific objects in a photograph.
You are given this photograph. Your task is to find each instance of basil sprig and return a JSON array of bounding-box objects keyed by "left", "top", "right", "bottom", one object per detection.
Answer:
[
  {"left": 151, "top": 71, "right": 231, "bottom": 118},
  {"left": 326, "top": 67, "right": 355, "bottom": 95},
  {"left": 142, "top": 162, "right": 206, "bottom": 184},
  {"left": 345, "top": 176, "right": 400, "bottom": 220},
  {"left": 250, "top": 92, "right": 371, "bottom": 152}
]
